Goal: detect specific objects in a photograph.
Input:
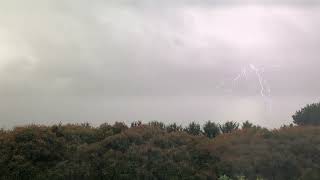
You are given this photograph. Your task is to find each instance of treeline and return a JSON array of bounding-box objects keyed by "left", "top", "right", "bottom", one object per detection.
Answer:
[
  {"left": 1, "top": 103, "right": 320, "bottom": 180},
  {"left": 133, "top": 120, "right": 261, "bottom": 138},
  {"left": 0, "top": 121, "right": 320, "bottom": 180}
]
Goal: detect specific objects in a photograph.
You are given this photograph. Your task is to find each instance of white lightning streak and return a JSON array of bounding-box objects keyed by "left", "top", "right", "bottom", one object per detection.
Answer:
[
  {"left": 250, "top": 64, "right": 265, "bottom": 97},
  {"left": 232, "top": 63, "right": 272, "bottom": 111}
]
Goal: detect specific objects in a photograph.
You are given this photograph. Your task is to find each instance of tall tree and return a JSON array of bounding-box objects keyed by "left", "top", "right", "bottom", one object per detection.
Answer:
[
  {"left": 184, "top": 122, "right": 202, "bottom": 136},
  {"left": 292, "top": 102, "right": 320, "bottom": 126},
  {"left": 203, "top": 121, "right": 220, "bottom": 138},
  {"left": 220, "top": 121, "right": 239, "bottom": 133},
  {"left": 242, "top": 121, "right": 253, "bottom": 129}
]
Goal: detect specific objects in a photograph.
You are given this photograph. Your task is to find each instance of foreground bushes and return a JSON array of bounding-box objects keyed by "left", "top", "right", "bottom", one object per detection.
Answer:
[{"left": 0, "top": 122, "right": 320, "bottom": 179}]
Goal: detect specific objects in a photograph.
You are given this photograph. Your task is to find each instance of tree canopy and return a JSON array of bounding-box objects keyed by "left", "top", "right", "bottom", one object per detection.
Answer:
[
  {"left": 292, "top": 102, "right": 320, "bottom": 126},
  {"left": 203, "top": 121, "right": 220, "bottom": 138},
  {"left": 1, "top": 103, "right": 320, "bottom": 179},
  {"left": 219, "top": 121, "right": 239, "bottom": 133},
  {"left": 1, "top": 120, "right": 320, "bottom": 179}
]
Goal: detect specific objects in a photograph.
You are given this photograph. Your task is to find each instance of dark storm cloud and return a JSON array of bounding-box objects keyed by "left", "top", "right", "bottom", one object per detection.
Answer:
[{"left": 0, "top": 0, "right": 320, "bottom": 127}]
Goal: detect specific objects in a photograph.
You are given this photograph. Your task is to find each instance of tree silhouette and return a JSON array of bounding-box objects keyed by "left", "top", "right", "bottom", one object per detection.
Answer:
[
  {"left": 293, "top": 102, "right": 320, "bottom": 126},
  {"left": 166, "top": 123, "right": 183, "bottom": 133},
  {"left": 242, "top": 121, "right": 253, "bottom": 129},
  {"left": 220, "top": 121, "right": 239, "bottom": 133},
  {"left": 112, "top": 122, "right": 128, "bottom": 134},
  {"left": 148, "top": 121, "right": 166, "bottom": 130},
  {"left": 184, "top": 122, "right": 202, "bottom": 136},
  {"left": 203, "top": 121, "right": 220, "bottom": 138}
]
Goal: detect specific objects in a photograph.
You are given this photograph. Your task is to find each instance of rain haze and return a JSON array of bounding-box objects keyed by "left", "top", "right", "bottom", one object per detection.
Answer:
[{"left": 1, "top": 0, "right": 320, "bottom": 128}]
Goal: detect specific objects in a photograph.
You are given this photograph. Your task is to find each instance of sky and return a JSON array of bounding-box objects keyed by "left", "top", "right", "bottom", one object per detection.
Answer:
[{"left": 0, "top": 0, "right": 320, "bottom": 128}]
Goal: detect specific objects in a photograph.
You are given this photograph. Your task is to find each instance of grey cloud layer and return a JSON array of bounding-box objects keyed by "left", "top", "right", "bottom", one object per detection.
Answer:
[{"left": 0, "top": 0, "right": 320, "bottom": 127}]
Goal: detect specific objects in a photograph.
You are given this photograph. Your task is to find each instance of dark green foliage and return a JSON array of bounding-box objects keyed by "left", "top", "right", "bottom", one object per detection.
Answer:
[
  {"left": 220, "top": 121, "right": 239, "bottom": 133},
  {"left": 1, "top": 120, "right": 320, "bottom": 180},
  {"left": 300, "top": 168, "right": 320, "bottom": 180},
  {"left": 111, "top": 122, "right": 128, "bottom": 134},
  {"left": 203, "top": 121, "right": 220, "bottom": 138},
  {"left": 211, "top": 127, "right": 320, "bottom": 180},
  {"left": 148, "top": 121, "right": 166, "bottom": 130},
  {"left": 166, "top": 123, "right": 183, "bottom": 133},
  {"left": 292, "top": 102, "right": 320, "bottom": 126},
  {"left": 280, "top": 123, "right": 294, "bottom": 129},
  {"left": 242, "top": 121, "right": 253, "bottom": 129},
  {"left": 97, "top": 123, "right": 113, "bottom": 140},
  {"left": 184, "top": 122, "right": 202, "bottom": 136}
]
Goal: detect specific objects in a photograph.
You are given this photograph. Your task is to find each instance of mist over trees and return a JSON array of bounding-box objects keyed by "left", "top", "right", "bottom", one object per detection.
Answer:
[{"left": 1, "top": 103, "right": 320, "bottom": 179}]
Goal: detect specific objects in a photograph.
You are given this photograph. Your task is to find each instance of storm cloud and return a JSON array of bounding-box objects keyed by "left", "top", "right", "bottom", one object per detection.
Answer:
[{"left": 0, "top": 0, "right": 320, "bottom": 128}]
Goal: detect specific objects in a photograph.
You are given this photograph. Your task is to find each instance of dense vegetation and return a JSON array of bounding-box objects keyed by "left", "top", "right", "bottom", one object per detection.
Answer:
[
  {"left": 1, "top": 103, "right": 320, "bottom": 180},
  {"left": 292, "top": 102, "right": 320, "bottom": 126}
]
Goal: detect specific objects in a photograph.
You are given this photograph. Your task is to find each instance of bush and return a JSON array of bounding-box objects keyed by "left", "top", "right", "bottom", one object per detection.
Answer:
[{"left": 112, "top": 122, "right": 128, "bottom": 134}]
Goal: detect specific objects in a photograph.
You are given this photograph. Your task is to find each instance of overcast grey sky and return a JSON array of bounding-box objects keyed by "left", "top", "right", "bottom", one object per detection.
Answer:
[{"left": 0, "top": 0, "right": 320, "bottom": 128}]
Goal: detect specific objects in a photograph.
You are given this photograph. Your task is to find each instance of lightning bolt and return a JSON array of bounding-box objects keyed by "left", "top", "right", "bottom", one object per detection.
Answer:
[
  {"left": 250, "top": 64, "right": 265, "bottom": 97},
  {"left": 232, "top": 64, "right": 272, "bottom": 111}
]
